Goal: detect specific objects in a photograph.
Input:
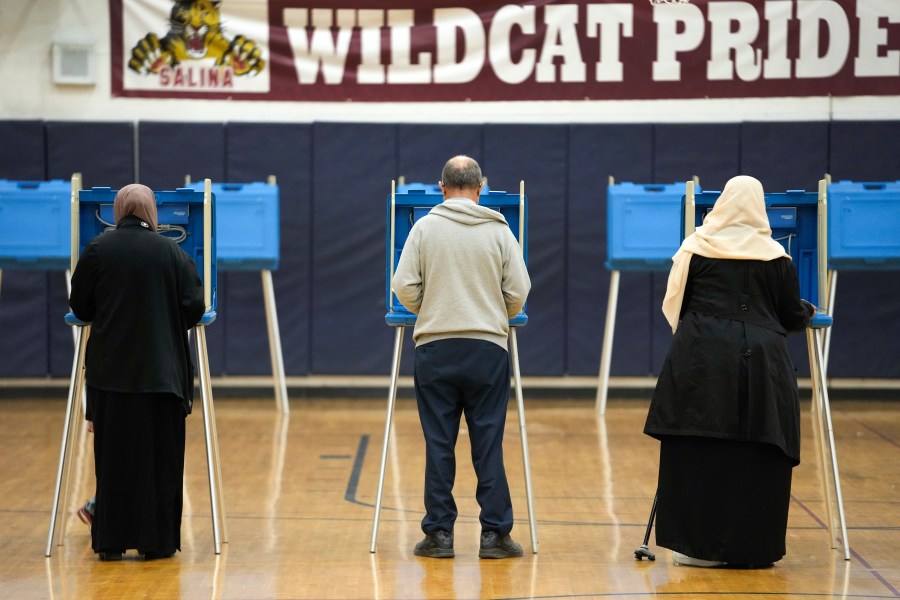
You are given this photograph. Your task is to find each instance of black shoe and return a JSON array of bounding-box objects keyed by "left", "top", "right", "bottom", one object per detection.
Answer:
[
  {"left": 98, "top": 550, "right": 123, "bottom": 561},
  {"left": 414, "top": 530, "right": 454, "bottom": 558},
  {"left": 143, "top": 551, "right": 175, "bottom": 560},
  {"left": 479, "top": 531, "right": 523, "bottom": 559}
]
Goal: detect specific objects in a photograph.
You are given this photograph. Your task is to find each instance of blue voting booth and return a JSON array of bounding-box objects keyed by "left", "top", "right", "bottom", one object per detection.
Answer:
[
  {"left": 684, "top": 180, "right": 849, "bottom": 560},
  {"left": 0, "top": 180, "right": 73, "bottom": 328},
  {"left": 0, "top": 179, "right": 71, "bottom": 270},
  {"left": 187, "top": 179, "right": 288, "bottom": 413},
  {"left": 597, "top": 180, "right": 700, "bottom": 414},
  {"left": 823, "top": 180, "right": 900, "bottom": 374},
  {"left": 47, "top": 179, "right": 227, "bottom": 557},
  {"left": 828, "top": 180, "right": 900, "bottom": 270},
  {"left": 384, "top": 186, "right": 527, "bottom": 326},
  {"left": 394, "top": 178, "right": 491, "bottom": 195},
  {"left": 371, "top": 181, "right": 537, "bottom": 554}
]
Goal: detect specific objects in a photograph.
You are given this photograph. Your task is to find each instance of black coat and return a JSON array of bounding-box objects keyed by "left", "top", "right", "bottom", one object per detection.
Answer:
[
  {"left": 69, "top": 217, "right": 205, "bottom": 413},
  {"left": 644, "top": 256, "right": 810, "bottom": 464}
]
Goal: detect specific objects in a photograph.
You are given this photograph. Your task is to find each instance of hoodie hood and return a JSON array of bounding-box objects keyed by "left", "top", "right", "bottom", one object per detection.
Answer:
[{"left": 429, "top": 197, "right": 508, "bottom": 226}]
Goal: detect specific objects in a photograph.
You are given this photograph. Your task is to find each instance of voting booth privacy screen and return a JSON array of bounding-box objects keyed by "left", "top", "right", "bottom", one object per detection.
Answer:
[
  {"left": 76, "top": 186, "right": 217, "bottom": 313},
  {"left": 187, "top": 181, "right": 279, "bottom": 271},
  {"left": 687, "top": 189, "right": 821, "bottom": 306},
  {"left": 386, "top": 187, "right": 527, "bottom": 326},
  {"left": 828, "top": 181, "right": 900, "bottom": 270},
  {"left": 607, "top": 182, "right": 700, "bottom": 273},
  {"left": 0, "top": 180, "right": 71, "bottom": 269}
]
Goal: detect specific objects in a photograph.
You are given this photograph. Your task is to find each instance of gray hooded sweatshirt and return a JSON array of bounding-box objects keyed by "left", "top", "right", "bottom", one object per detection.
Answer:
[{"left": 391, "top": 197, "right": 531, "bottom": 349}]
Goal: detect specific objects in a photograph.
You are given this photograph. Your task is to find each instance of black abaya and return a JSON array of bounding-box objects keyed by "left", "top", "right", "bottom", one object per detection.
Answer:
[
  {"left": 655, "top": 435, "right": 794, "bottom": 566},
  {"left": 90, "top": 387, "right": 185, "bottom": 556}
]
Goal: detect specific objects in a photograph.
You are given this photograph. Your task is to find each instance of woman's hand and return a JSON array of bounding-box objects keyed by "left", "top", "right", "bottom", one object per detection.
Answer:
[{"left": 800, "top": 299, "right": 817, "bottom": 317}]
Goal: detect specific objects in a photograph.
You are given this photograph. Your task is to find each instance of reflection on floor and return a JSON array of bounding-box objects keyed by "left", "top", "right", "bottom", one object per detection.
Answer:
[{"left": 4, "top": 395, "right": 899, "bottom": 599}]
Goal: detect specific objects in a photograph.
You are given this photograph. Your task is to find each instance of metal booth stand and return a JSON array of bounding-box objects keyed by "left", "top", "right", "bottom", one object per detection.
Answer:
[
  {"left": 685, "top": 179, "right": 850, "bottom": 560},
  {"left": 46, "top": 178, "right": 228, "bottom": 556},
  {"left": 188, "top": 176, "right": 288, "bottom": 413},
  {"left": 370, "top": 181, "right": 538, "bottom": 554},
  {"left": 596, "top": 178, "right": 700, "bottom": 415}
]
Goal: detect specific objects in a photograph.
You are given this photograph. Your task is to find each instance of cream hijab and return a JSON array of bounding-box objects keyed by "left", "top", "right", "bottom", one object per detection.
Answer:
[
  {"left": 661, "top": 175, "right": 790, "bottom": 333},
  {"left": 114, "top": 184, "right": 158, "bottom": 231}
]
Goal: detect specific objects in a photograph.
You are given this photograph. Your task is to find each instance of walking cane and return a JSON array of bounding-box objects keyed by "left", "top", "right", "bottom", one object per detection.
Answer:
[{"left": 634, "top": 492, "right": 658, "bottom": 561}]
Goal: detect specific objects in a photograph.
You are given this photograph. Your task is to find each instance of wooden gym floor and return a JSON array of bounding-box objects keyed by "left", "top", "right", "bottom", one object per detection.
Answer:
[{"left": 2, "top": 391, "right": 899, "bottom": 599}]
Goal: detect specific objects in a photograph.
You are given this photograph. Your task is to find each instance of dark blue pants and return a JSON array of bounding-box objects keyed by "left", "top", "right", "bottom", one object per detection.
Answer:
[{"left": 414, "top": 338, "right": 513, "bottom": 536}]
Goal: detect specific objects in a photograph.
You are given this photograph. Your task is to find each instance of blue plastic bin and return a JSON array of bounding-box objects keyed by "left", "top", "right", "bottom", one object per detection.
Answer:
[
  {"left": 828, "top": 181, "right": 900, "bottom": 269},
  {"left": 607, "top": 182, "right": 697, "bottom": 272},
  {"left": 0, "top": 179, "right": 71, "bottom": 269},
  {"left": 187, "top": 181, "right": 279, "bottom": 271}
]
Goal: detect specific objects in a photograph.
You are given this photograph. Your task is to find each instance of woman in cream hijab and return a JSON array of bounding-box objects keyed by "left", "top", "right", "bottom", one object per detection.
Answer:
[{"left": 644, "top": 176, "right": 814, "bottom": 569}]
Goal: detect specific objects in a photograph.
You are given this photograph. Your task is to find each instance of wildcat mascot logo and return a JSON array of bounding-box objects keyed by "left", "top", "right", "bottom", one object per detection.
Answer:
[{"left": 128, "top": 0, "right": 265, "bottom": 88}]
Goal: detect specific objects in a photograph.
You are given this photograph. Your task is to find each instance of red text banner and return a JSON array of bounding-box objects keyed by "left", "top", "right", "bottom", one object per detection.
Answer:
[{"left": 111, "top": 0, "right": 900, "bottom": 101}]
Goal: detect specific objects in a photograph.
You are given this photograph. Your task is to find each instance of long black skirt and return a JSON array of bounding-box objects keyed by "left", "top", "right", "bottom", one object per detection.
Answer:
[
  {"left": 655, "top": 435, "right": 794, "bottom": 566},
  {"left": 89, "top": 386, "right": 186, "bottom": 555}
]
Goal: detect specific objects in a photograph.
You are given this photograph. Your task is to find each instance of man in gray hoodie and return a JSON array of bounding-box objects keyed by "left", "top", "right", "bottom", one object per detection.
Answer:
[{"left": 392, "top": 155, "right": 531, "bottom": 559}]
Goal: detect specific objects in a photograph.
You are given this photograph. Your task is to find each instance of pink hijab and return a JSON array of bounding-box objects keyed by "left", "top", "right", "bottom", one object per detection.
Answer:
[
  {"left": 114, "top": 184, "right": 158, "bottom": 231},
  {"left": 661, "top": 176, "right": 790, "bottom": 333}
]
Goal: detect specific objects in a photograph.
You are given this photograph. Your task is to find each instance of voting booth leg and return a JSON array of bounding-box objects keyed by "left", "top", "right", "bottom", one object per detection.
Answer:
[
  {"left": 807, "top": 328, "right": 838, "bottom": 551},
  {"left": 194, "top": 325, "right": 228, "bottom": 553},
  {"left": 370, "top": 326, "right": 404, "bottom": 553},
  {"left": 261, "top": 269, "right": 289, "bottom": 414},
  {"left": 809, "top": 377, "right": 838, "bottom": 553},
  {"left": 823, "top": 270, "right": 837, "bottom": 373},
  {"left": 65, "top": 270, "right": 79, "bottom": 347},
  {"left": 806, "top": 327, "right": 850, "bottom": 560},
  {"left": 595, "top": 270, "right": 620, "bottom": 415},
  {"left": 46, "top": 325, "right": 89, "bottom": 557},
  {"left": 509, "top": 329, "right": 539, "bottom": 554},
  {"left": 807, "top": 331, "right": 837, "bottom": 551}
]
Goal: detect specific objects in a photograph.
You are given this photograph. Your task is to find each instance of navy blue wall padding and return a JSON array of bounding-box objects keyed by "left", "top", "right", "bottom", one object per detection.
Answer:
[
  {"left": 0, "top": 120, "right": 46, "bottom": 180},
  {"left": 397, "top": 124, "right": 483, "bottom": 185},
  {"left": 45, "top": 121, "right": 137, "bottom": 376},
  {"left": 483, "top": 124, "right": 567, "bottom": 375},
  {"left": 740, "top": 122, "right": 830, "bottom": 192},
  {"left": 0, "top": 272, "right": 49, "bottom": 377},
  {"left": 826, "top": 271, "right": 900, "bottom": 378},
  {"left": 46, "top": 121, "right": 135, "bottom": 188},
  {"left": 1, "top": 120, "right": 900, "bottom": 381},
  {"left": 830, "top": 121, "right": 900, "bottom": 181},
  {"left": 311, "top": 123, "right": 398, "bottom": 374},
  {"left": 566, "top": 125, "right": 654, "bottom": 376},
  {"left": 0, "top": 121, "right": 50, "bottom": 376},
  {"left": 654, "top": 124, "right": 740, "bottom": 190},
  {"left": 137, "top": 121, "right": 227, "bottom": 373},
  {"left": 394, "top": 124, "right": 485, "bottom": 373},
  {"left": 224, "top": 123, "right": 313, "bottom": 376},
  {"left": 137, "top": 122, "right": 225, "bottom": 188},
  {"left": 826, "top": 121, "right": 900, "bottom": 379}
]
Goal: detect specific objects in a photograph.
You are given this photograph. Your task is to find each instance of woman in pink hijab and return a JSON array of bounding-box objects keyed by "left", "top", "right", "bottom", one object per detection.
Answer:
[
  {"left": 70, "top": 184, "right": 204, "bottom": 561},
  {"left": 644, "top": 176, "right": 814, "bottom": 568}
]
